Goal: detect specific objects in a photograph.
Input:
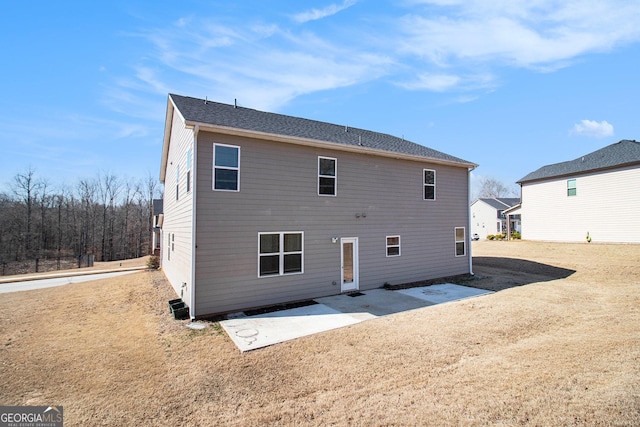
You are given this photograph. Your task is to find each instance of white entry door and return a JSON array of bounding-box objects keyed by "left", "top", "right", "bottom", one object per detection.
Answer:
[{"left": 341, "top": 237, "right": 359, "bottom": 292}]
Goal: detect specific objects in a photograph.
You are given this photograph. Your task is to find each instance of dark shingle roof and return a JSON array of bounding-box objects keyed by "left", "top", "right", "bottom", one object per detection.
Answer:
[
  {"left": 169, "top": 94, "right": 474, "bottom": 166},
  {"left": 477, "top": 198, "right": 520, "bottom": 210},
  {"left": 518, "top": 140, "right": 640, "bottom": 183}
]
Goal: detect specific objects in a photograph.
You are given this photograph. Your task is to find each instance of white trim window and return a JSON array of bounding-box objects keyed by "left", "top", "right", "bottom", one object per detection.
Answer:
[
  {"left": 259, "top": 232, "right": 304, "bottom": 277},
  {"left": 318, "top": 156, "right": 337, "bottom": 196},
  {"left": 186, "top": 148, "right": 192, "bottom": 193},
  {"left": 386, "top": 235, "right": 401, "bottom": 257},
  {"left": 424, "top": 169, "right": 436, "bottom": 200},
  {"left": 213, "top": 143, "right": 240, "bottom": 191},
  {"left": 455, "top": 227, "right": 466, "bottom": 257},
  {"left": 567, "top": 179, "right": 576, "bottom": 197},
  {"left": 175, "top": 165, "right": 180, "bottom": 201}
]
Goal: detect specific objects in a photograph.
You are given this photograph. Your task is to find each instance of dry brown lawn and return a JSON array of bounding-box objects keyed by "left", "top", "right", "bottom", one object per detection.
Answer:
[{"left": 1, "top": 241, "right": 639, "bottom": 426}]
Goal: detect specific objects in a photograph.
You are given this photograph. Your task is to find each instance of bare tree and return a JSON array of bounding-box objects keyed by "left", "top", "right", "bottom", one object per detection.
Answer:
[
  {"left": 97, "top": 173, "right": 121, "bottom": 261},
  {"left": 0, "top": 169, "right": 165, "bottom": 275},
  {"left": 476, "top": 176, "right": 519, "bottom": 199},
  {"left": 12, "top": 167, "right": 43, "bottom": 259}
]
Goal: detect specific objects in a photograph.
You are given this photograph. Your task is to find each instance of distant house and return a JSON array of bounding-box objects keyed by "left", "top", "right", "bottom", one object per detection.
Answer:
[
  {"left": 151, "top": 199, "right": 163, "bottom": 256},
  {"left": 159, "top": 94, "right": 477, "bottom": 318},
  {"left": 516, "top": 139, "right": 640, "bottom": 243},
  {"left": 470, "top": 198, "right": 521, "bottom": 239}
]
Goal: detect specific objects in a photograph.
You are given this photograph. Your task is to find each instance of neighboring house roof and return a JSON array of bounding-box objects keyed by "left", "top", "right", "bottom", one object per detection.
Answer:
[
  {"left": 503, "top": 203, "right": 521, "bottom": 215},
  {"left": 161, "top": 94, "right": 476, "bottom": 181},
  {"left": 518, "top": 139, "right": 640, "bottom": 184},
  {"left": 473, "top": 197, "right": 520, "bottom": 210}
]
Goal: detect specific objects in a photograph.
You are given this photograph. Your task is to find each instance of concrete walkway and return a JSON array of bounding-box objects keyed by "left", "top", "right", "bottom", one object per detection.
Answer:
[
  {"left": 221, "top": 284, "right": 493, "bottom": 352},
  {"left": 0, "top": 269, "right": 145, "bottom": 293}
]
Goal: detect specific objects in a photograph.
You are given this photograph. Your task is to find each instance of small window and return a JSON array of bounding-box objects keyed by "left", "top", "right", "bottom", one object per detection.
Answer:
[
  {"left": 213, "top": 144, "right": 240, "bottom": 191},
  {"left": 455, "top": 227, "right": 465, "bottom": 257},
  {"left": 386, "top": 236, "right": 401, "bottom": 257},
  {"left": 259, "top": 232, "right": 304, "bottom": 277},
  {"left": 318, "top": 157, "right": 337, "bottom": 196},
  {"left": 567, "top": 179, "right": 576, "bottom": 197},
  {"left": 424, "top": 169, "right": 436, "bottom": 200},
  {"left": 186, "top": 148, "right": 192, "bottom": 193},
  {"left": 175, "top": 165, "right": 180, "bottom": 201}
]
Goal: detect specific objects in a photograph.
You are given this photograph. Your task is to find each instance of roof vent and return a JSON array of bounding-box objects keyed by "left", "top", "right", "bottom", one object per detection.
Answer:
[
  {"left": 204, "top": 96, "right": 208, "bottom": 104},
  {"left": 358, "top": 135, "right": 363, "bottom": 146},
  {"left": 345, "top": 125, "right": 348, "bottom": 132},
  {"left": 234, "top": 98, "right": 237, "bottom": 108},
  {"left": 582, "top": 157, "right": 585, "bottom": 162}
]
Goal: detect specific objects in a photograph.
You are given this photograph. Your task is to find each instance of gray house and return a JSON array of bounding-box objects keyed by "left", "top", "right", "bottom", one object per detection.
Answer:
[
  {"left": 516, "top": 139, "right": 640, "bottom": 243},
  {"left": 159, "top": 94, "right": 477, "bottom": 318}
]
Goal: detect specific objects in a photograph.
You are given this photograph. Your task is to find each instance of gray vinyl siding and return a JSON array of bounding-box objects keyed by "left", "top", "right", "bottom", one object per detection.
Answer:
[
  {"left": 161, "top": 111, "right": 195, "bottom": 304},
  {"left": 521, "top": 165, "right": 640, "bottom": 243},
  {"left": 193, "top": 131, "right": 471, "bottom": 317}
]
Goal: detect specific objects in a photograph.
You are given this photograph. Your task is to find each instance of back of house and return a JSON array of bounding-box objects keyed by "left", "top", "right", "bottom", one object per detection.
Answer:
[{"left": 160, "top": 94, "right": 477, "bottom": 318}]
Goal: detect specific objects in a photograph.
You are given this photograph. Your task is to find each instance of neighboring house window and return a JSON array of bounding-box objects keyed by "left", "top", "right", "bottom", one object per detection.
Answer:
[
  {"left": 259, "top": 232, "right": 304, "bottom": 277},
  {"left": 567, "top": 179, "right": 576, "bottom": 196},
  {"left": 175, "top": 165, "right": 180, "bottom": 201},
  {"left": 424, "top": 169, "right": 436, "bottom": 200},
  {"left": 318, "top": 156, "right": 337, "bottom": 196},
  {"left": 386, "top": 236, "right": 401, "bottom": 257},
  {"left": 167, "top": 233, "right": 171, "bottom": 261},
  {"left": 455, "top": 227, "right": 466, "bottom": 256},
  {"left": 213, "top": 143, "right": 240, "bottom": 191},
  {"left": 186, "top": 148, "right": 192, "bottom": 193}
]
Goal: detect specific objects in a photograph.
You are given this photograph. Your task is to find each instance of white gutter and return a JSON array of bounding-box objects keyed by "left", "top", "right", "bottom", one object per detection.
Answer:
[{"left": 190, "top": 125, "right": 199, "bottom": 319}]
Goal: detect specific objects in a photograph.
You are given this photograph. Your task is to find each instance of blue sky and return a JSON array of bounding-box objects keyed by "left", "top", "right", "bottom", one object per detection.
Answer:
[{"left": 1, "top": 0, "right": 639, "bottom": 195}]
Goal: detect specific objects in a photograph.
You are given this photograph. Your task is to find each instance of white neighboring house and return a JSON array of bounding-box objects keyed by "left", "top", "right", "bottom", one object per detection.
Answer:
[
  {"left": 470, "top": 198, "right": 521, "bottom": 239},
  {"left": 516, "top": 139, "right": 640, "bottom": 243}
]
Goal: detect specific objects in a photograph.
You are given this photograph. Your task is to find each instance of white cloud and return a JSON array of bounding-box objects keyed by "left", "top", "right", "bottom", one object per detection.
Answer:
[
  {"left": 399, "top": 73, "right": 460, "bottom": 91},
  {"left": 570, "top": 120, "right": 614, "bottom": 138},
  {"left": 114, "top": 18, "right": 392, "bottom": 112},
  {"left": 105, "top": 1, "right": 640, "bottom": 117},
  {"left": 399, "top": 1, "right": 640, "bottom": 69},
  {"left": 291, "top": 0, "right": 358, "bottom": 24}
]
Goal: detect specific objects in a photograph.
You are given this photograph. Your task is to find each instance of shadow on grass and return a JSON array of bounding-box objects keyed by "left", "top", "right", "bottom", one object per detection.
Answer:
[{"left": 471, "top": 256, "right": 576, "bottom": 292}]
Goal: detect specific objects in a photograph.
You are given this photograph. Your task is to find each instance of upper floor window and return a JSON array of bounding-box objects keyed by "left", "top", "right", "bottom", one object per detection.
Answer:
[
  {"left": 455, "top": 227, "right": 466, "bottom": 257},
  {"left": 213, "top": 144, "right": 240, "bottom": 191},
  {"left": 567, "top": 179, "right": 576, "bottom": 197},
  {"left": 186, "top": 148, "right": 192, "bottom": 193},
  {"left": 386, "top": 236, "right": 401, "bottom": 257},
  {"left": 318, "top": 156, "right": 337, "bottom": 196},
  {"left": 424, "top": 169, "right": 436, "bottom": 200}
]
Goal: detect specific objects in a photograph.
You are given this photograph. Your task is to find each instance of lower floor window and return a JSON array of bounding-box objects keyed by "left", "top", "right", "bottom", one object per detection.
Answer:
[
  {"left": 259, "top": 232, "right": 304, "bottom": 277},
  {"left": 386, "top": 235, "right": 401, "bottom": 257},
  {"left": 455, "top": 227, "right": 466, "bottom": 256}
]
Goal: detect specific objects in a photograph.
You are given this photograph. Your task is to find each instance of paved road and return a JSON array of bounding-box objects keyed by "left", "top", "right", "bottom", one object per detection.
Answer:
[{"left": 0, "top": 270, "right": 141, "bottom": 293}]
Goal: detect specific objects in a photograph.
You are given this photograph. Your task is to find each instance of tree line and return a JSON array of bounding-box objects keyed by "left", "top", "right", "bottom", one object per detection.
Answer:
[{"left": 0, "top": 168, "right": 162, "bottom": 274}]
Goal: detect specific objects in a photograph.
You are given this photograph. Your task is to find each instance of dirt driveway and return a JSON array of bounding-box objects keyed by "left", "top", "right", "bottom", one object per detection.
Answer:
[{"left": 0, "top": 241, "right": 638, "bottom": 426}]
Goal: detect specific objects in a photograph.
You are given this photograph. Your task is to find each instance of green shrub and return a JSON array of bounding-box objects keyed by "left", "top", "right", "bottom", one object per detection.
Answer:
[
  {"left": 486, "top": 234, "right": 495, "bottom": 240},
  {"left": 511, "top": 231, "right": 521, "bottom": 239}
]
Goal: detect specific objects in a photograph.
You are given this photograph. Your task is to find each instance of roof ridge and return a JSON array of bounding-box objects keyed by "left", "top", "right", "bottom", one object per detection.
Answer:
[{"left": 168, "top": 93, "right": 476, "bottom": 167}]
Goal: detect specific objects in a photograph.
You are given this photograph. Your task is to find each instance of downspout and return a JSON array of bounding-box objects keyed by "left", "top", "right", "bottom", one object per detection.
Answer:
[
  {"left": 468, "top": 166, "right": 475, "bottom": 276},
  {"left": 190, "top": 125, "right": 199, "bottom": 319}
]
